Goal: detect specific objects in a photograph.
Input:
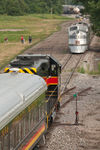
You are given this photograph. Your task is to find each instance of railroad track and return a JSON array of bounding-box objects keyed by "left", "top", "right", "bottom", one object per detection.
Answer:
[
  {"left": 39, "top": 52, "right": 91, "bottom": 149},
  {"left": 61, "top": 54, "right": 72, "bottom": 70},
  {"left": 60, "top": 52, "right": 87, "bottom": 97},
  {"left": 51, "top": 86, "right": 92, "bottom": 127},
  {"left": 47, "top": 51, "right": 88, "bottom": 103},
  {"left": 61, "top": 87, "right": 92, "bottom": 108}
]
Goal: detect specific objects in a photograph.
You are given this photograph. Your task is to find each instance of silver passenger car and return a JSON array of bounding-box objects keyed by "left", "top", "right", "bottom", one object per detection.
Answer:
[
  {"left": 68, "top": 22, "right": 90, "bottom": 53},
  {"left": 0, "top": 73, "right": 47, "bottom": 150}
]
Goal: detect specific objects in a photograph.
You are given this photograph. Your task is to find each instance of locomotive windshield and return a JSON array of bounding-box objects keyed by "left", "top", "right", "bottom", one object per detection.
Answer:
[
  {"left": 10, "top": 56, "right": 50, "bottom": 76},
  {"left": 34, "top": 59, "right": 49, "bottom": 76},
  {"left": 70, "top": 26, "right": 77, "bottom": 31},
  {"left": 9, "top": 54, "right": 61, "bottom": 77}
]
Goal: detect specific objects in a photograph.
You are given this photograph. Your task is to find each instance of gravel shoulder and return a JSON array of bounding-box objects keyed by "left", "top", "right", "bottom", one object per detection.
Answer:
[{"left": 40, "top": 74, "right": 100, "bottom": 150}]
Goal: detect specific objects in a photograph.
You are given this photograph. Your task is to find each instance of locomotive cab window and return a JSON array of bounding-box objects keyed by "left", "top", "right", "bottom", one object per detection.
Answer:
[
  {"left": 50, "top": 64, "right": 57, "bottom": 76},
  {"left": 37, "top": 62, "right": 49, "bottom": 76},
  {"left": 70, "top": 26, "right": 77, "bottom": 31}
]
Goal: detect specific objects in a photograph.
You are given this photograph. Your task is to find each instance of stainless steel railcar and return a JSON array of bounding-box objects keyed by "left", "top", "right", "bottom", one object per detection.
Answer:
[
  {"left": 68, "top": 22, "right": 90, "bottom": 53},
  {"left": 0, "top": 73, "right": 47, "bottom": 150}
]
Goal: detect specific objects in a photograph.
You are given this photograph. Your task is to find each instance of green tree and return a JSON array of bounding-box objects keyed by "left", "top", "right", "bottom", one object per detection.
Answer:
[
  {"left": 0, "top": 0, "right": 7, "bottom": 14},
  {"left": 76, "top": 0, "right": 100, "bottom": 36},
  {"left": 24, "top": 0, "right": 38, "bottom": 13},
  {"left": 0, "top": 0, "right": 64, "bottom": 15},
  {"left": 6, "top": 0, "right": 28, "bottom": 16},
  {"left": 89, "top": 0, "right": 100, "bottom": 35},
  {"left": 49, "top": 0, "right": 63, "bottom": 14},
  {"left": 25, "top": 0, "right": 64, "bottom": 14}
]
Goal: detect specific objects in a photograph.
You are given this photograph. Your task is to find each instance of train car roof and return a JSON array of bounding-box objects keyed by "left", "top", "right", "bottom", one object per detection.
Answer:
[
  {"left": 0, "top": 73, "right": 47, "bottom": 130},
  {"left": 16, "top": 54, "right": 61, "bottom": 67}
]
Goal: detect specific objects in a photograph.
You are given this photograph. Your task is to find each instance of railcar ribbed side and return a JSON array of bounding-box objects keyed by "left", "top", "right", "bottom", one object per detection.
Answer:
[{"left": 0, "top": 73, "right": 47, "bottom": 150}]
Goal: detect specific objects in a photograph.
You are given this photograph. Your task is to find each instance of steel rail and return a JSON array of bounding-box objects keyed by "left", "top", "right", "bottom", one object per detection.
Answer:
[
  {"left": 60, "top": 86, "right": 76, "bottom": 97},
  {"left": 61, "top": 54, "right": 72, "bottom": 71},
  {"left": 61, "top": 87, "right": 92, "bottom": 108},
  {"left": 58, "top": 86, "right": 76, "bottom": 100},
  {"left": 47, "top": 54, "right": 83, "bottom": 101},
  {"left": 61, "top": 54, "right": 83, "bottom": 96}
]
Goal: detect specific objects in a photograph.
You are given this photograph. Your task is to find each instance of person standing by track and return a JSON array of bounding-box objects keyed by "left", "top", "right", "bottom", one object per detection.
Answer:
[
  {"left": 28, "top": 35, "right": 32, "bottom": 43},
  {"left": 21, "top": 35, "right": 24, "bottom": 43}
]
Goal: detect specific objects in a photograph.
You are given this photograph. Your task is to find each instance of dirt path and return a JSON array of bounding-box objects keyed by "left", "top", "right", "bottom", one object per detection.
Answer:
[{"left": 24, "top": 20, "right": 75, "bottom": 55}]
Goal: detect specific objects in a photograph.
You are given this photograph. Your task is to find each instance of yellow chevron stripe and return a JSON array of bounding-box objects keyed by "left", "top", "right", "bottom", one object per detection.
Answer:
[
  {"left": 30, "top": 67, "right": 37, "bottom": 73},
  {"left": 4, "top": 68, "right": 9, "bottom": 72},
  {"left": 24, "top": 68, "right": 33, "bottom": 74},
  {"left": 4, "top": 67, "right": 37, "bottom": 74},
  {"left": 19, "top": 69, "right": 25, "bottom": 73},
  {"left": 4, "top": 68, "right": 12, "bottom": 73}
]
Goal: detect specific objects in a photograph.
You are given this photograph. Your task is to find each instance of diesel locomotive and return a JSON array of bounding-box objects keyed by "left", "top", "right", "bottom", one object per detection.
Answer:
[{"left": 4, "top": 54, "right": 61, "bottom": 121}]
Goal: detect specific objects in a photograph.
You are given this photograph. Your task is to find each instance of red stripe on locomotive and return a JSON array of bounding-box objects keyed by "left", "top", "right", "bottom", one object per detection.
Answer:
[{"left": 43, "top": 77, "right": 58, "bottom": 86}]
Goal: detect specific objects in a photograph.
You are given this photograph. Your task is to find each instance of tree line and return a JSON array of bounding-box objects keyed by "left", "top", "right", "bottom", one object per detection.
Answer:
[
  {"left": 76, "top": 0, "right": 100, "bottom": 36},
  {"left": 0, "top": 0, "right": 99, "bottom": 35},
  {"left": 64, "top": 0, "right": 100, "bottom": 36},
  {"left": 0, "top": 0, "right": 64, "bottom": 16}
]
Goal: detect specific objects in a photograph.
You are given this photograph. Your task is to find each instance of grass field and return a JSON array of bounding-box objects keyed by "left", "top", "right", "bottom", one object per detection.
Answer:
[{"left": 0, "top": 14, "right": 73, "bottom": 70}]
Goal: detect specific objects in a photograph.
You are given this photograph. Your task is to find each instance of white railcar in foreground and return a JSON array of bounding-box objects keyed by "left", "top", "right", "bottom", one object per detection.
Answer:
[
  {"left": 0, "top": 73, "right": 47, "bottom": 150},
  {"left": 68, "top": 22, "right": 90, "bottom": 53}
]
